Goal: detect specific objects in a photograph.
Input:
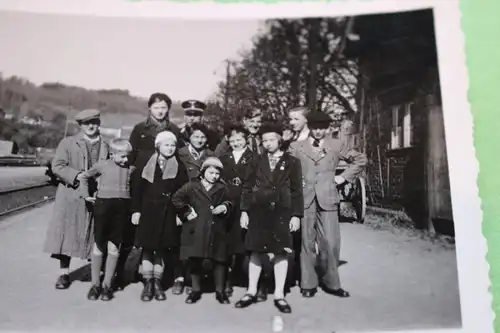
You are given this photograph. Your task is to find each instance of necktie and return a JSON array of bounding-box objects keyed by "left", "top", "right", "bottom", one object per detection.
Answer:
[
  {"left": 250, "top": 135, "right": 258, "bottom": 153},
  {"left": 312, "top": 139, "right": 320, "bottom": 148}
]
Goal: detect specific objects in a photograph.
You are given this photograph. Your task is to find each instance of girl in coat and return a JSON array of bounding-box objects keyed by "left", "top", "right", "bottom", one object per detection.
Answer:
[
  {"left": 235, "top": 123, "right": 304, "bottom": 314},
  {"left": 131, "top": 131, "right": 189, "bottom": 302},
  {"left": 218, "top": 124, "right": 257, "bottom": 297},
  {"left": 117, "top": 92, "right": 182, "bottom": 291},
  {"left": 178, "top": 122, "right": 215, "bottom": 180},
  {"left": 172, "top": 157, "right": 232, "bottom": 305}
]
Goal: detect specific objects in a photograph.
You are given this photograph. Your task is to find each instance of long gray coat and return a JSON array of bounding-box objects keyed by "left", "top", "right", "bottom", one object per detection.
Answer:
[{"left": 43, "top": 132, "right": 110, "bottom": 259}]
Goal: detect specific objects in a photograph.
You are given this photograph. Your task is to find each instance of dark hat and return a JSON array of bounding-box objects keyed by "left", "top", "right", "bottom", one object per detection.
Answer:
[
  {"left": 75, "top": 109, "right": 100, "bottom": 123},
  {"left": 181, "top": 100, "right": 207, "bottom": 113},
  {"left": 260, "top": 122, "right": 283, "bottom": 136},
  {"left": 306, "top": 111, "right": 332, "bottom": 129}
]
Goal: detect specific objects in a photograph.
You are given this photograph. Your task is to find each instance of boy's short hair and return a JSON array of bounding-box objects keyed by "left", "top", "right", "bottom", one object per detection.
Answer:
[
  {"left": 109, "top": 138, "right": 132, "bottom": 154},
  {"left": 244, "top": 109, "right": 262, "bottom": 120},
  {"left": 224, "top": 123, "right": 249, "bottom": 138},
  {"left": 287, "top": 106, "right": 311, "bottom": 117}
]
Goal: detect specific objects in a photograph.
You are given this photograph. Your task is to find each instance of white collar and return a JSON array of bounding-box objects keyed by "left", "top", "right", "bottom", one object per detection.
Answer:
[
  {"left": 268, "top": 150, "right": 284, "bottom": 158},
  {"left": 232, "top": 147, "right": 246, "bottom": 163},
  {"left": 296, "top": 128, "right": 310, "bottom": 142}
]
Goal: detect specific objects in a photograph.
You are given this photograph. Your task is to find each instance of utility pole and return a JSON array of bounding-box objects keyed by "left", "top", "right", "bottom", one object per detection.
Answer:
[{"left": 224, "top": 59, "right": 231, "bottom": 116}]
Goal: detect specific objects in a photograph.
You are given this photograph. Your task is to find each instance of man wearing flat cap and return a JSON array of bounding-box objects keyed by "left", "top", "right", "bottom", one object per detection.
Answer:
[
  {"left": 289, "top": 111, "right": 367, "bottom": 299},
  {"left": 43, "top": 108, "right": 110, "bottom": 290},
  {"left": 179, "top": 99, "right": 220, "bottom": 151}
]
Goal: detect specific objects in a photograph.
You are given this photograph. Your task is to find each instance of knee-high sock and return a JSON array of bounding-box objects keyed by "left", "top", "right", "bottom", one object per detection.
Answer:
[
  {"left": 247, "top": 253, "right": 262, "bottom": 295},
  {"left": 273, "top": 256, "right": 288, "bottom": 299}
]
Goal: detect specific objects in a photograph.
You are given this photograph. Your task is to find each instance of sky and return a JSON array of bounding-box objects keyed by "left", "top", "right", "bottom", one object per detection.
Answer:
[{"left": 0, "top": 11, "right": 263, "bottom": 101}]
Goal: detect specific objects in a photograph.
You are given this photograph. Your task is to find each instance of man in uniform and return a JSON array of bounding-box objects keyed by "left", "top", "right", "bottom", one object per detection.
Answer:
[{"left": 179, "top": 99, "right": 219, "bottom": 151}]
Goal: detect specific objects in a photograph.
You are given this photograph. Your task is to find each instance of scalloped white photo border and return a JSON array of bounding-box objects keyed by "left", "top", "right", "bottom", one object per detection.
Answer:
[{"left": 0, "top": 0, "right": 493, "bottom": 332}]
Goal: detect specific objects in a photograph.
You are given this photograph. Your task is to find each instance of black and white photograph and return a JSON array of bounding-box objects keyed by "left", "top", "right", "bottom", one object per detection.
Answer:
[{"left": 0, "top": 1, "right": 492, "bottom": 332}]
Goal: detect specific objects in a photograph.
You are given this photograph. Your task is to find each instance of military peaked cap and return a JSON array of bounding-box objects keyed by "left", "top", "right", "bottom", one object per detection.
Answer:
[{"left": 181, "top": 100, "right": 207, "bottom": 113}]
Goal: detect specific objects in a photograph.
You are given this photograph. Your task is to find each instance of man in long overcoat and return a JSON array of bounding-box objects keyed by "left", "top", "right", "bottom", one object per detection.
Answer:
[
  {"left": 43, "top": 109, "right": 110, "bottom": 290},
  {"left": 289, "top": 111, "right": 367, "bottom": 298}
]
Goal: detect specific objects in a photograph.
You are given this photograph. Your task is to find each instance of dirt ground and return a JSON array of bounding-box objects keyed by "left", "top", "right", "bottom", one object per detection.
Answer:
[{"left": 0, "top": 203, "right": 461, "bottom": 333}]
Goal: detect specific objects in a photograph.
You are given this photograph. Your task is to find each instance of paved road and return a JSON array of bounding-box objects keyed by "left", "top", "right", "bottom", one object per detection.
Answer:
[
  {"left": 0, "top": 166, "right": 49, "bottom": 191},
  {"left": 0, "top": 204, "right": 461, "bottom": 332}
]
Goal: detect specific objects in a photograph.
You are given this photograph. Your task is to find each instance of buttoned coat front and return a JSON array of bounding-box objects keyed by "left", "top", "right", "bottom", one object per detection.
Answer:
[
  {"left": 131, "top": 157, "right": 188, "bottom": 250},
  {"left": 172, "top": 180, "right": 232, "bottom": 262},
  {"left": 219, "top": 148, "right": 258, "bottom": 254},
  {"left": 177, "top": 146, "right": 215, "bottom": 180},
  {"left": 241, "top": 152, "right": 304, "bottom": 254},
  {"left": 43, "top": 133, "right": 110, "bottom": 259},
  {"left": 289, "top": 138, "right": 367, "bottom": 211}
]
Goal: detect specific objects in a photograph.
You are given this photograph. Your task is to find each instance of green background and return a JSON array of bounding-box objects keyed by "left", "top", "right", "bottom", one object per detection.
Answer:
[{"left": 462, "top": 0, "right": 500, "bottom": 331}]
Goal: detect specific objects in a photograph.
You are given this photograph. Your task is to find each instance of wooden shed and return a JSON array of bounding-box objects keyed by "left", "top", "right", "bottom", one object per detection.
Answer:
[{"left": 344, "top": 8, "right": 454, "bottom": 235}]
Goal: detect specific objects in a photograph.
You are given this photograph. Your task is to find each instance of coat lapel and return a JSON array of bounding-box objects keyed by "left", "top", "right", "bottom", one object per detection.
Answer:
[
  {"left": 259, "top": 154, "right": 274, "bottom": 184},
  {"left": 297, "top": 140, "right": 319, "bottom": 162},
  {"left": 75, "top": 133, "right": 90, "bottom": 171},
  {"left": 271, "top": 153, "right": 291, "bottom": 184}
]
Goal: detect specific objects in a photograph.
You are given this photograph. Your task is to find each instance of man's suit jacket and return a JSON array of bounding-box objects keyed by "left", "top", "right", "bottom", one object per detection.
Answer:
[{"left": 289, "top": 138, "right": 367, "bottom": 211}]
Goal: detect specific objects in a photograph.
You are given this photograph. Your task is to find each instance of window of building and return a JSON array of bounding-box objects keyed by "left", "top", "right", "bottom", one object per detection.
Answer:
[{"left": 390, "top": 102, "right": 413, "bottom": 149}]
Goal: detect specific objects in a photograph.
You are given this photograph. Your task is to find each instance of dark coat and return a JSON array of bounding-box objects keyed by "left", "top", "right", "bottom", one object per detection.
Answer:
[
  {"left": 131, "top": 157, "right": 189, "bottom": 250},
  {"left": 128, "top": 117, "right": 182, "bottom": 172},
  {"left": 172, "top": 180, "right": 232, "bottom": 262},
  {"left": 241, "top": 152, "right": 304, "bottom": 255},
  {"left": 177, "top": 146, "right": 215, "bottom": 180},
  {"left": 219, "top": 149, "right": 258, "bottom": 254}
]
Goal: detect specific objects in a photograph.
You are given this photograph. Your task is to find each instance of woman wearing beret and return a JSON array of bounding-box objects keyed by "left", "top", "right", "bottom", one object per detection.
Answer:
[{"left": 43, "top": 109, "right": 110, "bottom": 290}]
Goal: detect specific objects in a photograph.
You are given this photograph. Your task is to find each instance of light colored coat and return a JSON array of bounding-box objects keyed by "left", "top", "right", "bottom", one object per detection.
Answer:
[
  {"left": 289, "top": 138, "right": 367, "bottom": 211},
  {"left": 43, "top": 132, "right": 109, "bottom": 259}
]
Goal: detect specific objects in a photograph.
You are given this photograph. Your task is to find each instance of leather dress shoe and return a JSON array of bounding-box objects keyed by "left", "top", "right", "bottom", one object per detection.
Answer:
[
  {"left": 140, "top": 278, "right": 154, "bottom": 302},
  {"left": 185, "top": 290, "right": 202, "bottom": 304},
  {"left": 100, "top": 285, "right": 114, "bottom": 301},
  {"left": 153, "top": 278, "right": 166, "bottom": 301},
  {"left": 274, "top": 299, "right": 292, "bottom": 314},
  {"left": 171, "top": 280, "right": 184, "bottom": 295},
  {"left": 234, "top": 294, "right": 257, "bottom": 309},
  {"left": 55, "top": 274, "right": 71, "bottom": 290},
  {"left": 323, "top": 286, "right": 350, "bottom": 298},
  {"left": 301, "top": 288, "right": 317, "bottom": 298},
  {"left": 87, "top": 284, "right": 101, "bottom": 301},
  {"left": 215, "top": 291, "right": 230, "bottom": 304}
]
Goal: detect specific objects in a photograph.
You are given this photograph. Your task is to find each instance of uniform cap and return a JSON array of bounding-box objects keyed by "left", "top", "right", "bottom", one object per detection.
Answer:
[{"left": 181, "top": 100, "right": 207, "bottom": 113}]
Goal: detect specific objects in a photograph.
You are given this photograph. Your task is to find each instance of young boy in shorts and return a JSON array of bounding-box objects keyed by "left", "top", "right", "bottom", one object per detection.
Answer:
[{"left": 79, "top": 138, "right": 135, "bottom": 301}]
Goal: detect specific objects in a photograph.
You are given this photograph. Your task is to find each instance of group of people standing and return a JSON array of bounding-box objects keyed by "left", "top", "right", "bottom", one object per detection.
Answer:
[{"left": 43, "top": 92, "right": 367, "bottom": 314}]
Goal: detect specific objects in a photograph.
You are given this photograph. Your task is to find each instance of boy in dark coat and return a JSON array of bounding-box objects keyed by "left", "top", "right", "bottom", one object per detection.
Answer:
[
  {"left": 235, "top": 123, "right": 304, "bottom": 314},
  {"left": 172, "top": 157, "right": 233, "bottom": 305},
  {"left": 218, "top": 124, "right": 258, "bottom": 296},
  {"left": 131, "top": 131, "right": 189, "bottom": 302}
]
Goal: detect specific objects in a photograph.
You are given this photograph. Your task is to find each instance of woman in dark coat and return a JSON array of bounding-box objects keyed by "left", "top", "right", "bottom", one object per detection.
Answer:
[
  {"left": 172, "top": 157, "right": 233, "bottom": 305},
  {"left": 131, "top": 131, "right": 188, "bottom": 302},
  {"left": 235, "top": 123, "right": 304, "bottom": 314},
  {"left": 218, "top": 124, "right": 258, "bottom": 296},
  {"left": 115, "top": 92, "right": 182, "bottom": 291},
  {"left": 178, "top": 122, "right": 215, "bottom": 180}
]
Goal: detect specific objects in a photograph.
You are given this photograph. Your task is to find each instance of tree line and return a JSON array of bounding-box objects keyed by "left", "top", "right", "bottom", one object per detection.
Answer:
[{"left": 212, "top": 17, "right": 359, "bottom": 129}]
